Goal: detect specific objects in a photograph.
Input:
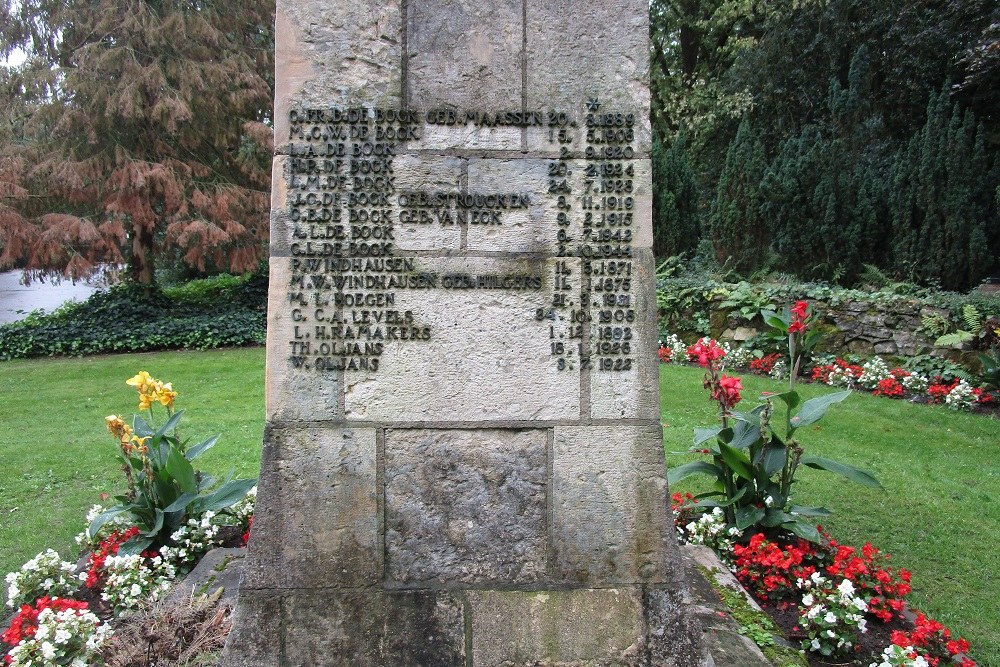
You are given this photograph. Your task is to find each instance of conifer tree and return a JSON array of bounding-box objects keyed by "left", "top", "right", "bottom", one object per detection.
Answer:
[
  {"left": 709, "top": 118, "right": 768, "bottom": 274},
  {"left": 0, "top": 0, "right": 274, "bottom": 286},
  {"left": 652, "top": 135, "right": 699, "bottom": 258},
  {"left": 889, "top": 86, "right": 998, "bottom": 289}
]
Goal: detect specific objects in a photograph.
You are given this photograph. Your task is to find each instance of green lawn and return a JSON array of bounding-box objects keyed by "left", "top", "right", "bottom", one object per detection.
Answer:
[
  {"left": 0, "top": 348, "right": 265, "bottom": 577},
  {"left": 1, "top": 351, "right": 996, "bottom": 664},
  {"left": 662, "top": 363, "right": 999, "bottom": 666}
]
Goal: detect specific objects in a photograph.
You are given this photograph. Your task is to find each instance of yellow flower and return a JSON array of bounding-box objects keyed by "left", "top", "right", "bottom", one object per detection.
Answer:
[
  {"left": 126, "top": 371, "right": 153, "bottom": 391},
  {"left": 128, "top": 435, "right": 150, "bottom": 456},
  {"left": 105, "top": 415, "right": 128, "bottom": 440},
  {"left": 138, "top": 392, "right": 153, "bottom": 411},
  {"left": 155, "top": 382, "right": 178, "bottom": 407}
]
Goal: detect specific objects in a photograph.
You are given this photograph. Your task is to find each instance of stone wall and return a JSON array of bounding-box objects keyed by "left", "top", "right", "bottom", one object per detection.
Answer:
[{"left": 714, "top": 297, "right": 954, "bottom": 360}]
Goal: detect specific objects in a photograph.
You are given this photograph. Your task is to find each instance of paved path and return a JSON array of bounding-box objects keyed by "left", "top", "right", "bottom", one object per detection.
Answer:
[{"left": 0, "top": 271, "right": 102, "bottom": 325}]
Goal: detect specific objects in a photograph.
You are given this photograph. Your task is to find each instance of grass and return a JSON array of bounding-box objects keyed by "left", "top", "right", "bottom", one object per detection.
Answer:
[
  {"left": 0, "top": 350, "right": 996, "bottom": 664},
  {"left": 0, "top": 348, "right": 265, "bottom": 577},
  {"left": 662, "top": 363, "right": 999, "bottom": 667}
]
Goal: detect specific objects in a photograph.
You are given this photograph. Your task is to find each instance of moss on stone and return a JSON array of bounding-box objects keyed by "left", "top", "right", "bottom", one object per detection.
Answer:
[{"left": 696, "top": 564, "right": 808, "bottom": 667}]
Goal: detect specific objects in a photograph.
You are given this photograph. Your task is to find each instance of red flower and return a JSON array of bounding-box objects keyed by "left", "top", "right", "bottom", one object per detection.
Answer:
[
  {"left": 789, "top": 300, "right": 810, "bottom": 334},
  {"left": 712, "top": 374, "right": 744, "bottom": 410},
  {"left": 84, "top": 526, "right": 140, "bottom": 588},
  {"left": 242, "top": 515, "right": 254, "bottom": 546},
  {"left": 658, "top": 346, "right": 673, "bottom": 363},
  {"left": 686, "top": 339, "right": 726, "bottom": 369},
  {"left": 874, "top": 377, "right": 905, "bottom": 398},
  {"left": 2, "top": 597, "right": 91, "bottom": 649},
  {"left": 750, "top": 353, "right": 783, "bottom": 375}
]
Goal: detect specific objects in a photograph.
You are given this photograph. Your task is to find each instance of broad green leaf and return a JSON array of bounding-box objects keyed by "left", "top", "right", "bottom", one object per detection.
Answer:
[
  {"left": 790, "top": 505, "right": 832, "bottom": 517},
  {"left": 729, "top": 420, "right": 761, "bottom": 450},
  {"left": 117, "top": 536, "right": 155, "bottom": 556},
  {"left": 800, "top": 455, "right": 883, "bottom": 489},
  {"left": 694, "top": 427, "right": 722, "bottom": 446},
  {"left": 166, "top": 446, "right": 197, "bottom": 494},
  {"left": 186, "top": 434, "right": 220, "bottom": 461},
  {"left": 198, "top": 473, "right": 217, "bottom": 492},
  {"left": 155, "top": 409, "right": 185, "bottom": 438},
  {"left": 761, "top": 508, "right": 793, "bottom": 528},
  {"left": 790, "top": 390, "right": 851, "bottom": 429},
  {"left": 764, "top": 390, "right": 800, "bottom": 411},
  {"left": 193, "top": 478, "right": 257, "bottom": 514},
  {"left": 761, "top": 444, "right": 787, "bottom": 476},
  {"left": 696, "top": 486, "right": 747, "bottom": 507},
  {"left": 736, "top": 506, "right": 765, "bottom": 531},
  {"left": 668, "top": 461, "right": 721, "bottom": 485},
  {"left": 139, "top": 509, "right": 165, "bottom": 538},
  {"left": 88, "top": 505, "right": 130, "bottom": 539},
  {"left": 132, "top": 414, "right": 154, "bottom": 438},
  {"left": 782, "top": 520, "right": 822, "bottom": 543},
  {"left": 718, "top": 441, "right": 753, "bottom": 481},
  {"left": 164, "top": 491, "right": 199, "bottom": 513}
]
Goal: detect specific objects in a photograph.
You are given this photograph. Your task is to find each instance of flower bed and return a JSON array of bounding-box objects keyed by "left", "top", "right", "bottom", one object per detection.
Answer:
[
  {"left": 664, "top": 301, "right": 980, "bottom": 666},
  {"left": 659, "top": 337, "right": 999, "bottom": 414},
  {"left": 674, "top": 495, "right": 976, "bottom": 667},
  {"left": 2, "top": 372, "right": 256, "bottom": 666}
]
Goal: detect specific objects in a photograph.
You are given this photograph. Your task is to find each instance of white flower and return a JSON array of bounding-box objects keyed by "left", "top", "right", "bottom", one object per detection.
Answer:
[
  {"left": 824, "top": 611, "right": 838, "bottom": 624},
  {"left": 40, "top": 641, "right": 57, "bottom": 660},
  {"left": 802, "top": 593, "right": 814, "bottom": 607},
  {"left": 837, "top": 579, "right": 855, "bottom": 595}
]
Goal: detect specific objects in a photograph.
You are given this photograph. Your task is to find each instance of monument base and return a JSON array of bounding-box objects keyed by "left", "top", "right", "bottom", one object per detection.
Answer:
[{"left": 223, "top": 585, "right": 708, "bottom": 667}]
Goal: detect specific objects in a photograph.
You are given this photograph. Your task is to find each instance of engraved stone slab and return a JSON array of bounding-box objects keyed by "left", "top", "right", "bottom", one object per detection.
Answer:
[
  {"left": 283, "top": 590, "right": 466, "bottom": 667},
  {"left": 385, "top": 428, "right": 547, "bottom": 585},
  {"left": 341, "top": 256, "right": 581, "bottom": 423}
]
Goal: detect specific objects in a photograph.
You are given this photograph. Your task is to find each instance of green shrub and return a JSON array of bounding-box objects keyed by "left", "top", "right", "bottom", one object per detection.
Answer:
[{"left": 0, "top": 274, "right": 267, "bottom": 360}]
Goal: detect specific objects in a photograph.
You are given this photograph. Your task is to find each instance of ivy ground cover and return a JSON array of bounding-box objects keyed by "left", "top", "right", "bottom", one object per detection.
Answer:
[{"left": 662, "top": 363, "right": 1000, "bottom": 666}]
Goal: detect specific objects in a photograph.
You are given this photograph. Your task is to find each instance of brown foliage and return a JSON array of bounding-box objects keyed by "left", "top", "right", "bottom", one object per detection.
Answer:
[
  {"left": 101, "top": 593, "right": 233, "bottom": 667},
  {"left": 1, "top": 0, "right": 274, "bottom": 283}
]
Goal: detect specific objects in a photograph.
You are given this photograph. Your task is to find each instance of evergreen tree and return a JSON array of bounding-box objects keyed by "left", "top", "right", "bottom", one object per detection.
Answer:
[
  {"left": 709, "top": 118, "right": 768, "bottom": 274},
  {"left": 0, "top": 0, "right": 274, "bottom": 286},
  {"left": 652, "top": 135, "right": 699, "bottom": 258},
  {"left": 889, "top": 87, "right": 998, "bottom": 289},
  {"left": 761, "top": 45, "right": 887, "bottom": 283}
]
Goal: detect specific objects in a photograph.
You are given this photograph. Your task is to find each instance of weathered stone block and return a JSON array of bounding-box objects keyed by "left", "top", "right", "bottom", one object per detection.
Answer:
[
  {"left": 274, "top": 3, "right": 402, "bottom": 143},
  {"left": 524, "top": 0, "right": 651, "bottom": 156},
  {"left": 342, "top": 256, "right": 581, "bottom": 422},
  {"left": 283, "top": 590, "right": 466, "bottom": 667},
  {"left": 468, "top": 588, "right": 645, "bottom": 667},
  {"left": 646, "top": 587, "right": 710, "bottom": 667},
  {"left": 552, "top": 424, "right": 673, "bottom": 585},
  {"left": 406, "top": 0, "right": 523, "bottom": 112},
  {"left": 385, "top": 428, "right": 547, "bottom": 585},
  {"left": 240, "top": 427, "right": 379, "bottom": 589},
  {"left": 218, "top": 592, "right": 281, "bottom": 667}
]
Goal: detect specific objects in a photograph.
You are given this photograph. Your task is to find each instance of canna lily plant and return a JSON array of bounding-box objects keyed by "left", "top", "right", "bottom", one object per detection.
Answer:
[
  {"left": 89, "top": 371, "right": 256, "bottom": 555},
  {"left": 669, "top": 302, "right": 882, "bottom": 542}
]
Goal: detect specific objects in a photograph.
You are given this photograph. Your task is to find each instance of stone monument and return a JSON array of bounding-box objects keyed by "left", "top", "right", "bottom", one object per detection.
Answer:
[{"left": 222, "top": 2, "right": 707, "bottom": 665}]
